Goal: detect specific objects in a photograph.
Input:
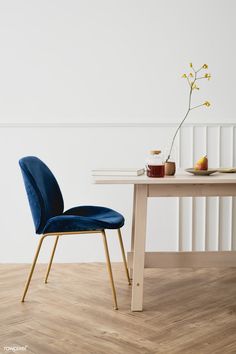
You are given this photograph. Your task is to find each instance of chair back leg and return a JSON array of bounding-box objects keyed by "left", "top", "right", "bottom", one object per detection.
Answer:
[
  {"left": 118, "top": 229, "right": 131, "bottom": 285},
  {"left": 45, "top": 236, "right": 59, "bottom": 283},
  {"left": 101, "top": 230, "right": 118, "bottom": 310}
]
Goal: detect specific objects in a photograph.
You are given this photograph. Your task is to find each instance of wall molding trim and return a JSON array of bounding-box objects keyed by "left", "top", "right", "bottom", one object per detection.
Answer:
[{"left": 0, "top": 122, "right": 235, "bottom": 128}]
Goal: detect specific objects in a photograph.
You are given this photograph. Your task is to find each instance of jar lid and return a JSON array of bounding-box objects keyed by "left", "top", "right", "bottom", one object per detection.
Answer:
[{"left": 150, "top": 150, "right": 161, "bottom": 155}]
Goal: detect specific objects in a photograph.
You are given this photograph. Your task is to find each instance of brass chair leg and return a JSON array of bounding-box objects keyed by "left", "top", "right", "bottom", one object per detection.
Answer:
[
  {"left": 101, "top": 230, "right": 118, "bottom": 310},
  {"left": 117, "top": 229, "right": 131, "bottom": 285},
  {"left": 21, "top": 235, "right": 46, "bottom": 302},
  {"left": 45, "top": 235, "right": 59, "bottom": 284}
]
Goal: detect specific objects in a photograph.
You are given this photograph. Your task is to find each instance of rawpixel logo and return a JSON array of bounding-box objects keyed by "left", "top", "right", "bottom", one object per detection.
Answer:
[{"left": 3, "top": 345, "right": 28, "bottom": 352}]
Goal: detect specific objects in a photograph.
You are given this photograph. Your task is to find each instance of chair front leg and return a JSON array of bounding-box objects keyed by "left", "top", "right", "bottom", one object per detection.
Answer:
[
  {"left": 117, "top": 229, "right": 131, "bottom": 285},
  {"left": 45, "top": 235, "right": 59, "bottom": 284},
  {"left": 21, "top": 235, "right": 46, "bottom": 302},
  {"left": 101, "top": 230, "right": 118, "bottom": 310}
]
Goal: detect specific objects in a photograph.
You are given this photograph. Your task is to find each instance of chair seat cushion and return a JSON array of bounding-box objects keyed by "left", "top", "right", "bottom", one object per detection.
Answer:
[{"left": 42, "top": 206, "right": 125, "bottom": 234}]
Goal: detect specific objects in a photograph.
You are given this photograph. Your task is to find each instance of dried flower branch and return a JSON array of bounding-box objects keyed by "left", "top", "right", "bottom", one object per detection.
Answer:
[{"left": 166, "top": 63, "right": 211, "bottom": 163}]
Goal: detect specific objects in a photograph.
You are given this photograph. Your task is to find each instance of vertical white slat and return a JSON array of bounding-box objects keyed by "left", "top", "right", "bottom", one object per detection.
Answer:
[
  {"left": 233, "top": 198, "right": 236, "bottom": 250},
  {"left": 205, "top": 125, "right": 219, "bottom": 251},
  {"left": 178, "top": 126, "right": 192, "bottom": 251},
  {"left": 191, "top": 126, "right": 195, "bottom": 251},
  {"left": 230, "top": 126, "right": 234, "bottom": 251},
  {"left": 178, "top": 128, "right": 182, "bottom": 251},
  {"left": 205, "top": 125, "right": 210, "bottom": 251},
  {"left": 232, "top": 126, "right": 236, "bottom": 250},
  {"left": 204, "top": 126, "right": 208, "bottom": 251},
  {"left": 206, "top": 126, "right": 219, "bottom": 250},
  {"left": 192, "top": 126, "right": 206, "bottom": 251},
  {"left": 217, "top": 126, "right": 232, "bottom": 251},
  {"left": 218, "top": 126, "right": 222, "bottom": 251},
  {"left": 178, "top": 127, "right": 181, "bottom": 169}
]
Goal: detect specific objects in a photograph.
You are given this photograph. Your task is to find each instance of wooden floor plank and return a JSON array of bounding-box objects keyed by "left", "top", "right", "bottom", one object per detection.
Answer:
[{"left": 0, "top": 264, "right": 236, "bottom": 354}]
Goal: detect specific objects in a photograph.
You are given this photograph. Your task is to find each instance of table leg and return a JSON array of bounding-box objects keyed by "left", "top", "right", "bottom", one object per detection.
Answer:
[
  {"left": 131, "top": 184, "right": 148, "bottom": 311},
  {"left": 130, "top": 184, "right": 137, "bottom": 279}
]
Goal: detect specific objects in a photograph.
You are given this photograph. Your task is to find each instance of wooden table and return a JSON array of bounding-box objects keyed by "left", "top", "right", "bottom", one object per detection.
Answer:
[{"left": 94, "top": 173, "right": 236, "bottom": 311}]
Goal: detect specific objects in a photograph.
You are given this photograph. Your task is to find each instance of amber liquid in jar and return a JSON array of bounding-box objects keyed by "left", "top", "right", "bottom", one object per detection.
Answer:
[{"left": 147, "top": 165, "right": 165, "bottom": 178}]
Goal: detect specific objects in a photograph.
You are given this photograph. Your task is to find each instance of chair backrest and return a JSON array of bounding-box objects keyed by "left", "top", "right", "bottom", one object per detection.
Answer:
[{"left": 19, "top": 156, "right": 64, "bottom": 234}]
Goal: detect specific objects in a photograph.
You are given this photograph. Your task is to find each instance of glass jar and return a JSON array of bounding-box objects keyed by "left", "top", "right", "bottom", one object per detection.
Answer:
[{"left": 146, "top": 150, "right": 165, "bottom": 177}]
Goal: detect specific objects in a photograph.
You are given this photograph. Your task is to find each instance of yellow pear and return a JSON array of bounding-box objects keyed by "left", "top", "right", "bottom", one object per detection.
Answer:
[{"left": 194, "top": 156, "right": 208, "bottom": 170}]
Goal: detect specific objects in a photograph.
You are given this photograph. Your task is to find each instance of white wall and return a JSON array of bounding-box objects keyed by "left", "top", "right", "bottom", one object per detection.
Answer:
[
  {"left": 0, "top": 0, "right": 235, "bottom": 124},
  {"left": 0, "top": 1, "right": 236, "bottom": 262}
]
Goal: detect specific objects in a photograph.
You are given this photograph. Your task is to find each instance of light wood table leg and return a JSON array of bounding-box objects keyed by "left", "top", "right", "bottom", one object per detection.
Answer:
[
  {"left": 130, "top": 184, "right": 137, "bottom": 279},
  {"left": 131, "top": 184, "right": 148, "bottom": 311}
]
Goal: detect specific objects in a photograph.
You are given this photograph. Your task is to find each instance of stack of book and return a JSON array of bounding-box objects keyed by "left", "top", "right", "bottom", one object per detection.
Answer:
[{"left": 92, "top": 168, "right": 145, "bottom": 176}]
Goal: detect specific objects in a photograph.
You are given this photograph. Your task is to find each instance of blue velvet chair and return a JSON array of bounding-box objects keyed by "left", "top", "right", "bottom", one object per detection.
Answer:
[{"left": 19, "top": 156, "right": 130, "bottom": 309}]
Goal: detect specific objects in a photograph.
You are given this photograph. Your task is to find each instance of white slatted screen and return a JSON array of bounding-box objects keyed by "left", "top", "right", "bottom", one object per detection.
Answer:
[{"left": 178, "top": 125, "right": 236, "bottom": 251}]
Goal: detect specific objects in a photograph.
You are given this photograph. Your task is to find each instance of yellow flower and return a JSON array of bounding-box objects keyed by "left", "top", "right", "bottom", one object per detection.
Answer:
[
  {"left": 182, "top": 74, "right": 187, "bottom": 78},
  {"left": 204, "top": 101, "right": 211, "bottom": 107},
  {"left": 202, "top": 64, "right": 208, "bottom": 69},
  {"left": 189, "top": 73, "right": 193, "bottom": 77},
  {"left": 204, "top": 73, "right": 211, "bottom": 80},
  {"left": 192, "top": 84, "right": 200, "bottom": 90},
  {"left": 190, "top": 63, "right": 193, "bottom": 68}
]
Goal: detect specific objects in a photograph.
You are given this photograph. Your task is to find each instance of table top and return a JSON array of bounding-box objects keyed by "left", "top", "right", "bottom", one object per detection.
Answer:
[{"left": 93, "top": 171, "right": 236, "bottom": 185}]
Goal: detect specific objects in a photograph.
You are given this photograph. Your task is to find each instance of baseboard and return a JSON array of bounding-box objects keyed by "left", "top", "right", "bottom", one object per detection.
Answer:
[{"left": 127, "top": 251, "right": 236, "bottom": 268}]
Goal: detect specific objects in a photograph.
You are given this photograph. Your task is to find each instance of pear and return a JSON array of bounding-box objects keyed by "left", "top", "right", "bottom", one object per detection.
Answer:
[{"left": 194, "top": 155, "right": 208, "bottom": 170}]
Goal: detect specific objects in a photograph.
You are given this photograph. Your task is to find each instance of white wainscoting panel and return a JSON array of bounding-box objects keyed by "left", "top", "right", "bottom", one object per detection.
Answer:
[
  {"left": 179, "top": 125, "right": 236, "bottom": 252},
  {"left": 0, "top": 123, "right": 235, "bottom": 262}
]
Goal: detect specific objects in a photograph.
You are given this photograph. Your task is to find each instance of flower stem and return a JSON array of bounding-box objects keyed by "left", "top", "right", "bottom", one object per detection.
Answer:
[
  {"left": 166, "top": 108, "right": 190, "bottom": 162},
  {"left": 166, "top": 76, "right": 194, "bottom": 162}
]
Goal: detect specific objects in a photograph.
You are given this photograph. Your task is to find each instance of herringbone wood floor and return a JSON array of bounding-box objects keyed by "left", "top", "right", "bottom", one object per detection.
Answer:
[{"left": 1, "top": 264, "right": 236, "bottom": 354}]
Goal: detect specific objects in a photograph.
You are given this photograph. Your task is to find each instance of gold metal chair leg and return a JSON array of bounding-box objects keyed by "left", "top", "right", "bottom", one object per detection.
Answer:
[
  {"left": 44, "top": 235, "right": 59, "bottom": 284},
  {"left": 117, "top": 229, "right": 131, "bottom": 285},
  {"left": 21, "top": 235, "right": 46, "bottom": 302},
  {"left": 101, "top": 230, "right": 118, "bottom": 310}
]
